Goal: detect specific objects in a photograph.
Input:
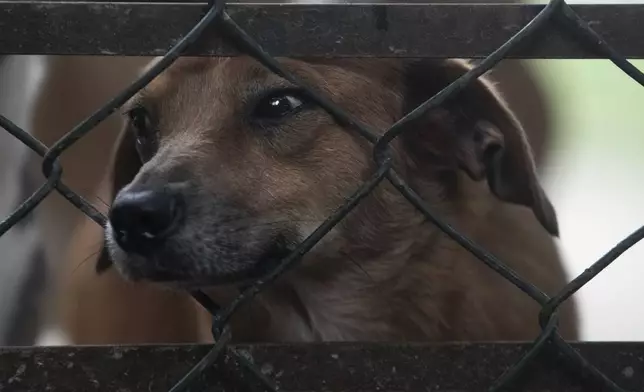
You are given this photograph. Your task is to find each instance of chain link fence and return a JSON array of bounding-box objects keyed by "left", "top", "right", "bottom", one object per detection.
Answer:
[{"left": 1, "top": 0, "right": 643, "bottom": 391}]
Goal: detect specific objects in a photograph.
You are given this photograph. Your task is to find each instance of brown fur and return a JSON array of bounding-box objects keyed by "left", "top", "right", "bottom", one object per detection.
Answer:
[{"left": 60, "top": 56, "right": 577, "bottom": 344}]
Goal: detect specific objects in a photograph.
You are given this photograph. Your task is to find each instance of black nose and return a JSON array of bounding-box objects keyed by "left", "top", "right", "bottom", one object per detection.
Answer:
[{"left": 109, "top": 189, "right": 183, "bottom": 254}]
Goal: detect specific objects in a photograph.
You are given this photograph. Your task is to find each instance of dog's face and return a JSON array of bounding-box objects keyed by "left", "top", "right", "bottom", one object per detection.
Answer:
[{"left": 99, "top": 56, "right": 557, "bottom": 288}]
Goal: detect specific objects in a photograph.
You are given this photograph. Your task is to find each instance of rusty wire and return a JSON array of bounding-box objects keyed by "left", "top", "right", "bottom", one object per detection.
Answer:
[{"left": 0, "top": 0, "right": 643, "bottom": 391}]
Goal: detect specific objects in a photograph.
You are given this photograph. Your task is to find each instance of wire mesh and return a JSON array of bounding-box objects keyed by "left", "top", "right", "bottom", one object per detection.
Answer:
[{"left": 0, "top": 0, "right": 643, "bottom": 391}]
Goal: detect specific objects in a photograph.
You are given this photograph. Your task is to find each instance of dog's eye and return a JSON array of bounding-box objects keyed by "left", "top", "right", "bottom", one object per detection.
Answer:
[
  {"left": 253, "top": 89, "right": 308, "bottom": 120},
  {"left": 127, "top": 106, "right": 158, "bottom": 162}
]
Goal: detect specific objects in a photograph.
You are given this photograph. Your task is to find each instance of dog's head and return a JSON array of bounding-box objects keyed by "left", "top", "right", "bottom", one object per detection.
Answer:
[{"left": 97, "top": 57, "right": 557, "bottom": 287}]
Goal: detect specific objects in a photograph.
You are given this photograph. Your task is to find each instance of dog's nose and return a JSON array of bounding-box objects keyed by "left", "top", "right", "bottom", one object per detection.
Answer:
[{"left": 109, "top": 189, "right": 182, "bottom": 254}]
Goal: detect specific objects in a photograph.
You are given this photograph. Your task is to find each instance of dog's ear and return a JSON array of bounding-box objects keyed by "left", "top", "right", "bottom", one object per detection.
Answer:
[
  {"left": 95, "top": 128, "right": 141, "bottom": 274},
  {"left": 400, "top": 59, "right": 558, "bottom": 236}
]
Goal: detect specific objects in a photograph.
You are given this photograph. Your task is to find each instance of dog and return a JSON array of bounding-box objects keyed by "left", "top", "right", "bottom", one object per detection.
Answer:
[
  {"left": 0, "top": 3, "right": 561, "bottom": 346},
  {"left": 55, "top": 56, "right": 578, "bottom": 344}
]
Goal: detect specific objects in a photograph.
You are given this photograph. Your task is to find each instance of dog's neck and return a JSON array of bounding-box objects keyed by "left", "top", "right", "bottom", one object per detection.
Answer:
[
  {"left": 254, "top": 187, "right": 455, "bottom": 342},
  {"left": 252, "top": 174, "right": 519, "bottom": 343},
  {"left": 219, "top": 177, "right": 505, "bottom": 343},
  {"left": 258, "top": 257, "right": 413, "bottom": 342}
]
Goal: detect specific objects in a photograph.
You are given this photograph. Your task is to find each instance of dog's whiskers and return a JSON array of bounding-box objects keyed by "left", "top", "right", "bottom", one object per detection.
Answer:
[{"left": 71, "top": 248, "right": 103, "bottom": 276}]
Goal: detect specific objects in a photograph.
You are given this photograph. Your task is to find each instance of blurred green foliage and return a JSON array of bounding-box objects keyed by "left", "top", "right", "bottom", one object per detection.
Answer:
[{"left": 532, "top": 59, "right": 644, "bottom": 159}]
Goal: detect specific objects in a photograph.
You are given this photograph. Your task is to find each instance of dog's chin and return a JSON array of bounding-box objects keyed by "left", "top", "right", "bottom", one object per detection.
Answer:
[{"left": 112, "top": 236, "right": 293, "bottom": 290}]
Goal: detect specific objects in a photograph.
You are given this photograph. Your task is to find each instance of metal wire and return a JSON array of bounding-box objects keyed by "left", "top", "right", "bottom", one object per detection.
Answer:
[{"left": 0, "top": 0, "right": 643, "bottom": 391}]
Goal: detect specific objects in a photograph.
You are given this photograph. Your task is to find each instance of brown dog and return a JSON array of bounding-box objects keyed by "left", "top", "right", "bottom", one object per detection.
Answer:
[{"left": 59, "top": 56, "right": 577, "bottom": 344}]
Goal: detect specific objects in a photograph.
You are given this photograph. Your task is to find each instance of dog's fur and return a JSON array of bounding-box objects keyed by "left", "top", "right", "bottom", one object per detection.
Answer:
[
  {"left": 58, "top": 56, "right": 577, "bottom": 344},
  {"left": 0, "top": 56, "right": 563, "bottom": 346},
  {"left": 0, "top": 0, "right": 571, "bottom": 346}
]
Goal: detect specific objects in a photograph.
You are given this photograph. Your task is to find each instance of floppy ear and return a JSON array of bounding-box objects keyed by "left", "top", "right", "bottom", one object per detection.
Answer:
[
  {"left": 95, "top": 128, "right": 142, "bottom": 274},
  {"left": 400, "top": 59, "right": 558, "bottom": 236}
]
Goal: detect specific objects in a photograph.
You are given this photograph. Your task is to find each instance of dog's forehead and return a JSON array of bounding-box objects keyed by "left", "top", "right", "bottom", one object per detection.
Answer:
[
  {"left": 138, "top": 57, "right": 309, "bottom": 99},
  {"left": 136, "top": 57, "right": 401, "bottom": 99}
]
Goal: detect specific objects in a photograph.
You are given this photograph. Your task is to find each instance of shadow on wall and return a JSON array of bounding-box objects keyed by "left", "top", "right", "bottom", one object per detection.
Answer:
[{"left": 533, "top": 59, "right": 644, "bottom": 341}]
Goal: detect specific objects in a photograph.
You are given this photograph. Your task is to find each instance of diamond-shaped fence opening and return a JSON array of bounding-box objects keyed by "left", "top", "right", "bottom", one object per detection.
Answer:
[{"left": 0, "top": 1, "right": 643, "bottom": 391}]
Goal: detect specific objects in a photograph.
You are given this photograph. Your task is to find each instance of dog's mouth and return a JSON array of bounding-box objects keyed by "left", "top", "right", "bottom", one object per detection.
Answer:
[{"left": 121, "top": 234, "right": 294, "bottom": 289}]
